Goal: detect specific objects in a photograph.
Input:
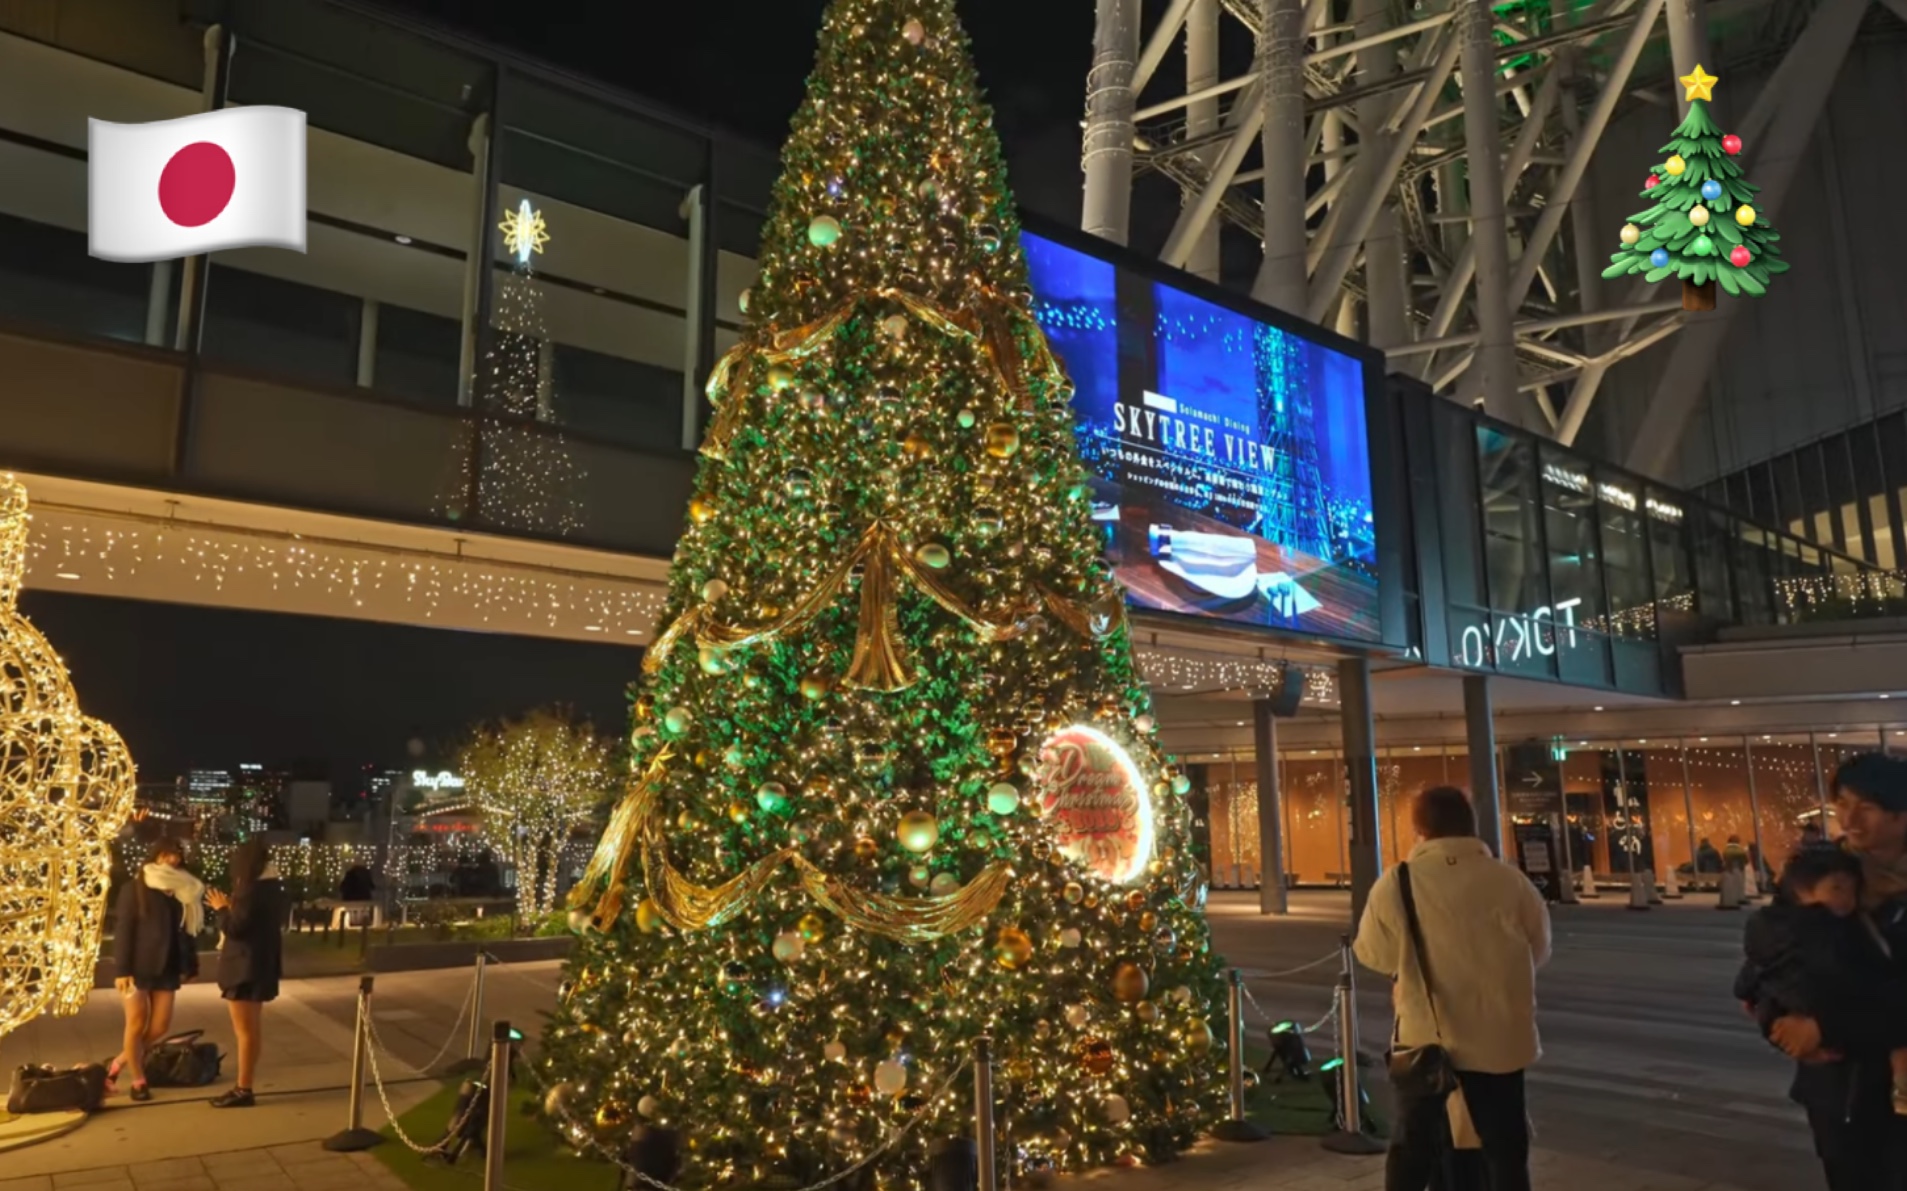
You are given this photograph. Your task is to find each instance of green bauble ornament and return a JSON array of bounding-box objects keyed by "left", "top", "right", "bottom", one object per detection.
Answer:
[{"left": 808, "top": 215, "right": 843, "bottom": 247}]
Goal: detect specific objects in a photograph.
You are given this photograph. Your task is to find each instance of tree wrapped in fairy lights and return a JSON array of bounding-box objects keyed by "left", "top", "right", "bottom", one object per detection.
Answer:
[
  {"left": 541, "top": 0, "right": 1225, "bottom": 1184},
  {"left": 459, "top": 708, "right": 615, "bottom": 924}
]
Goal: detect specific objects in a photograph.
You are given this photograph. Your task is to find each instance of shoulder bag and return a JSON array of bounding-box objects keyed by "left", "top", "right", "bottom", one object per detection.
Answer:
[{"left": 1387, "top": 862, "right": 1460, "bottom": 1100}]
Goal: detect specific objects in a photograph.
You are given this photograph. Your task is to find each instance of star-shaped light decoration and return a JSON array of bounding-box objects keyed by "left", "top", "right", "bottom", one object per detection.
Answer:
[
  {"left": 1679, "top": 64, "right": 1718, "bottom": 103},
  {"left": 499, "top": 199, "right": 550, "bottom": 265}
]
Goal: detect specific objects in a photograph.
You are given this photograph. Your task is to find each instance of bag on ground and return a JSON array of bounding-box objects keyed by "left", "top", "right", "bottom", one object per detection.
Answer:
[
  {"left": 143, "top": 1030, "right": 223, "bottom": 1087},
  {"left": 7, "top": 1063, "right": 109, "bottom": 1114}
]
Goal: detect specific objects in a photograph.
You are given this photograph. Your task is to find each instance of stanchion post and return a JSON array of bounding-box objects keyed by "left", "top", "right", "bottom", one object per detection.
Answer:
[
  {"left": 446, "top": 949, "right": 494, "bottom": 1076},
  {"left": 323, "top": 975, "right": 384, "bottom": 1152},
  {"left": 974, "top": 1036, "right": 998, "bottom": 1191},
  {"left": 484, "top": 1021, "right": 513, "bottom": 1191},
  {"left": 1320, "top": 958, "right": 1383, "bottom": 1155},
  {"left": 1212, "top": 969, "right": 1269, "bottom": 1142}
]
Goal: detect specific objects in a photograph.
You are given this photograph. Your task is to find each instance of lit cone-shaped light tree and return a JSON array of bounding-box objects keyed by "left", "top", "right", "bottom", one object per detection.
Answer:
[
  {"left": 1602, "top": 66, "right": 1787, "bottom": 311},
  {"left": 0, "top": 474, "right": 138, "bottom": 1040},
  {"left": 542, "top": 0, "right": 1224, "bottom": 1183}
]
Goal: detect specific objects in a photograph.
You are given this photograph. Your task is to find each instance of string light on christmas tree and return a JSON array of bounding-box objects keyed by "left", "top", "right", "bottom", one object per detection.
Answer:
[
  {"left": 541, "top": 2, "right": 1228, "bottom": 1183},
  {"left": 1603, "top": 67, "right": 1788, "bottom": 310},
  {"left": 0, "top": 475, "right": 138, "bottom": 1040}
]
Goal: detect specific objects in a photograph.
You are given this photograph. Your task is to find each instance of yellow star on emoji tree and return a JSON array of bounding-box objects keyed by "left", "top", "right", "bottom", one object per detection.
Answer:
[{"left": 1679, "top": 64, "right": 1718, "bottom": 103}]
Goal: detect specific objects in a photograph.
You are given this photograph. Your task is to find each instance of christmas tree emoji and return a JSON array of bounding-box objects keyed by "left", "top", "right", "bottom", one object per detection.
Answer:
[
  {"left": 1602, "top": 66, "right": 1788, "bottom": 311},
  {"left": 539, "top": 0, "right": 1226, "bottom": 1186}
]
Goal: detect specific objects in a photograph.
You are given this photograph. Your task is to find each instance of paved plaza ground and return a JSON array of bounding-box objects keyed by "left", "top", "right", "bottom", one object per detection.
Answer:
[{"left": 0, "top": 892, "right": 1806, "bottom": 1191}]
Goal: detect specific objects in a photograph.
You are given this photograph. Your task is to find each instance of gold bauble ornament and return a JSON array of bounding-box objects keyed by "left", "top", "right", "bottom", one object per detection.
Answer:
[
  {"left": 1076, "top": 1037, "right": 1116, "bottom": 1077},
  {"left": 902, "top": 433, "right": 934, "bottom": 460},
  {"left": 800, "top": 671, "right": 833, "bottom": 701},
  {"left": 1110, "top": 961, "right": 1150, "bottom": 1004},
  {"left": 897, "top": 810, "right": 940, "bottom": 853},
  {"left": 767, "top": 364, "right": 797, "bottom": 390},
  {"left": 983, "top": 422, "right": 1022, "bottom": 458},
  {"left": 727, "top": 801, "right": 750, "bottom": 824},
  {"left": 635, "top": 899, "right": 664, "bottom": 934},
  {"left": 803, "top": 774, "right": 835, "bottom": 798},
  {"left": 1062, "top": 882, "right": 1084, "bottom": 905},
  {"left": 797, "top": 912, "right": 828, "bottom": 942},
  {"left": 1138, "top": 911, "right": 1158, "bottom": 932},
  {"left": 853, "top": 836, "right": 880, "bottom": 861},
  {"left": 594, "top": 1100, "right": 630, "bottom": 1133},
  {"left": 689, "top": 497, "right": 715, "bottom": 524},
  {"left": 1619, "top": 223, "right": 1641, "bottom": 246},
  {"left": 986, "top": 728, "right": 1020, "bottom": 758},
  {"left": 1688, "top": 204, "right": 1710, "bottom": 228},
  {"left": 993, "top": 926, "right": 1035, "bottom": 969},
  {"left": 1186, "top": 1019, "right": 1215, "bottom": 1053},
  {"left": 1125, "top": 890, "right": 1147, "bottom": 913},
  {"left": 1136, "top": 1001, "right": 1161, "bottom": 1024}
]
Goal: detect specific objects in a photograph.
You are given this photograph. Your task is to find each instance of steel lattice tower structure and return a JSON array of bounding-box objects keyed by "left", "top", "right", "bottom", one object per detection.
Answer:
[{"left": 1080, "top": 0, "right": 1893, "bottom": 474}]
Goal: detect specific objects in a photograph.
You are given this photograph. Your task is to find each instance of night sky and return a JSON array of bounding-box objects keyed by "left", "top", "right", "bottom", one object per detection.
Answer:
[{"left": 25, "top": 1, "right": 1231, "bottom": 785}]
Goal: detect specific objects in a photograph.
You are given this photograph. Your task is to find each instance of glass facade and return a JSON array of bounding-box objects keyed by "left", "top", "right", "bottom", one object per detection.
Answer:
[
  {"left": 1195, "top": 728, "right": 1901, "bottom": 889},
  {"left": 1703, "top": 409, "right": 1907, "bottom": 587},
  {"left": 1396, "top": 382, "right": 1906, "bottom": 699}
]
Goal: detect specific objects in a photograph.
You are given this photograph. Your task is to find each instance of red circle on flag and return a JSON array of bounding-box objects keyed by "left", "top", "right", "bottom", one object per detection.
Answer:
[{"left": 157, "top": 142, "right": 236, "bottom": 227}]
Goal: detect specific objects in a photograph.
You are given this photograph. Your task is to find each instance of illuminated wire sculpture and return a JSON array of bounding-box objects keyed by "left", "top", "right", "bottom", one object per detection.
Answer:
[{"left": 0, "top": 474, "right": 138, "bottom": 1040}]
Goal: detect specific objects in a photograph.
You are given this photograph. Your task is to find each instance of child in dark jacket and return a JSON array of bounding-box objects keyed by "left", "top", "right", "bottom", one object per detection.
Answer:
[{"left": 1735, "top": 845, "right": 1907, "bottom": 1114}]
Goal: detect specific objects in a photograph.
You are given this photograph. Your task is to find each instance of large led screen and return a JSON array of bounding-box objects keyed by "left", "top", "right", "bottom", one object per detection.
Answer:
[{"left": 1025, "top": 231, "right": 1380, "bottom": 642}]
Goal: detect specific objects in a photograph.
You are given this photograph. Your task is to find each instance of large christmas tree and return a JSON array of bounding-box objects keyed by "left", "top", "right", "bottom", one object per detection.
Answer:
[
  {"left": 1602, "top": 66, "right": 1788, "bottom": 311},
  {"left": 541, "top": 0, "right": 1225, "bottom": 1184}
]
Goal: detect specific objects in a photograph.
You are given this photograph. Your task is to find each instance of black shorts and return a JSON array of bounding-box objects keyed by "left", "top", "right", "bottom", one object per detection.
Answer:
[{"left": 220, "top": 982, "right": 277, "bottom": 1003}]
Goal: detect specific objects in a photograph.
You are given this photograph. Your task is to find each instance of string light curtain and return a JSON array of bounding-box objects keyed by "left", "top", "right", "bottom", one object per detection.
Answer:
[
  {"left": 0, "top": 475, "right": 138, "bottom": 1039},
  {"left": 539, "top": 3, "right": 1226, "bottom": 1186}
]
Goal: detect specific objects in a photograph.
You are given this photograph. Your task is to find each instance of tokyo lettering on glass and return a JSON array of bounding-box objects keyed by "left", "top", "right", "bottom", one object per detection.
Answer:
[{"left": 1457, "top": 598, "right": 1585, "bottom": 670}]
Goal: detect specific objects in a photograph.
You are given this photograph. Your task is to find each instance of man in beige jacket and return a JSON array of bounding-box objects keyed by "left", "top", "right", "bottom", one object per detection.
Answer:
[{"left": 1354, "top": 786, "right": 1553, "bottom": 1191}]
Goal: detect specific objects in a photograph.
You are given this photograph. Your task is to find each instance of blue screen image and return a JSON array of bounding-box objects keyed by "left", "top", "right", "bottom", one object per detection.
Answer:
[{"left": 1024, "top": 231, "right": 1379, "bottom": 642}]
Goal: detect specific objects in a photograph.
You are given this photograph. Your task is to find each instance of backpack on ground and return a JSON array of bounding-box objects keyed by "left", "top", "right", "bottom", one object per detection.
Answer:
[
  {"left": 144, "top": 1030, "right": 222, "bottom": 1087},
  {"left": 7, "top": 1063, "right": 109, "bottom": 1114}
]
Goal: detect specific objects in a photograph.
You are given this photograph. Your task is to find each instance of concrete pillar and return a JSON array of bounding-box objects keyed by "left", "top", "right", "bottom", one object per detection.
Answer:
[
  {"left": 1253, "top": 697, "right": 1289, "bottom": 915},
  {"left": 1182, "top": 0, "right": 1223, "bottom": 282},
  {"left": 1083, "top": 0, "right": 1141, "bottom": 246},
  {"left": 1340, "top": 657, "right": 1382, "bottom": 925},
  {"left": 1252, "top": 0, "right": 1310, "bottom": 314},
  {"left": 1352, "top": 0, "right": 1409, "bottom": 349},
  {"left": 144, "top": 260, "right": 173, "bottom": 348},
  {"left": 1457, "top": 0, "right": 1521, "bottom": 421},
  {"left": 1463, "top": 675, "right": 1502, "bottom": 855}
]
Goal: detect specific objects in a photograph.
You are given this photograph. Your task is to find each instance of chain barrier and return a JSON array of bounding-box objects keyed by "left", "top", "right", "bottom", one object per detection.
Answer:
[
  {"left": 1247, "top": 951, "right": 1341, "bottom": 981},
  {"left": 350, "top": 967, "right": 482, "bottom": 1155},
  {"left": 1239, "top": 973, "right": 1336, "bottom": 1037},
  {"left": 519, "top": 1045, "right": 972, "bottom": 1191}
]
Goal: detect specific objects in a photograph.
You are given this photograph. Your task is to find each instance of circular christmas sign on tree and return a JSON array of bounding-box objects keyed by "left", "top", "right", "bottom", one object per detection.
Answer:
[{"left": 1035, "top": 725, "right": 1155, "bottom": 885}]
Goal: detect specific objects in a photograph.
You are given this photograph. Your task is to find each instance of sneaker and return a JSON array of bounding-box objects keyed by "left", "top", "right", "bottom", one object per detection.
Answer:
[{"left": 209, "top": 1087, "right": 255, "bottom": 1109}]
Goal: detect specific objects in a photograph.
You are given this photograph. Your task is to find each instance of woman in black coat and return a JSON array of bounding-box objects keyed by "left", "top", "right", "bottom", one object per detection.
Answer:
[
  {"left": 205, "top": 839, "right": 285, "bottom": 1108},
  {"left": 110, "top": 838, "right": 204, "bottom": 1101}
]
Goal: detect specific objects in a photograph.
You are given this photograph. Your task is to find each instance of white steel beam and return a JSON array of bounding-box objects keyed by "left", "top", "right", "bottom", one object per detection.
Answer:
[
  {"left": 1083, "top": 0, "right": 1142, "bottom": 245},
  {"left": 1133, "top": 0, "right": 1200, "bottom": 99},
  {"left": 1306, "top": 32, "right": 1463, "bottom": 324},
  {"left": 1664, "top": 0, "right": 1711, "bottom": 117},
  {"left": 1623, "top": 0, "right": 1869, "bottom": 476},
  {"left": 1253, "top": 0, "right": 1311, "bottom": 313},
  {"left": 1353, "top": 0, "right": 1409, "bottom": 348},
  {"left": 1457, "top": 0, "right": 1520, "bottom": 418},
  {"left": 1504, "top": 0, "right": 1664, "bottom": 309},
  {"left": 1182, "top": 0, "right": 1223, "bottom": 282},
  {"left": 1385, "top": 301, "right": 1686, "bottom": 357},
  {"left": 1159, "top": 81, "right": 1264, "bottom": 268}
]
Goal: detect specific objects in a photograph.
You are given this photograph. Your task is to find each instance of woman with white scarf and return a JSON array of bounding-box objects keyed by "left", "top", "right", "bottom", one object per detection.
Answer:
[
  {"left": 206, "top": 839, "right": 285, "bottom": 1108},
  {"left": 109, "top": 838, "right": 205, "bottom": 1101}
]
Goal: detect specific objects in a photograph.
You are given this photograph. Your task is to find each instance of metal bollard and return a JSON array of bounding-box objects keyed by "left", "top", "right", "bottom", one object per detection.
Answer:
[
  {"left": 323, "top": 975, "right": 384, "bottom": 1152},
  {"left": 484, "top": 1021, "right": 513, "bottom": 1191},
  {"left": 974, "top": 1036, "right": 998, "bottom": 1191},
  {"left": 1320, "top": 951, "right": 1383, "bottom": 1155},
  {"left": 446, "top": 950, "right": 496, "bottom": 1076},
  {"left": 1212, "top": 970, "right": 1268, "bottom": 1142}
]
